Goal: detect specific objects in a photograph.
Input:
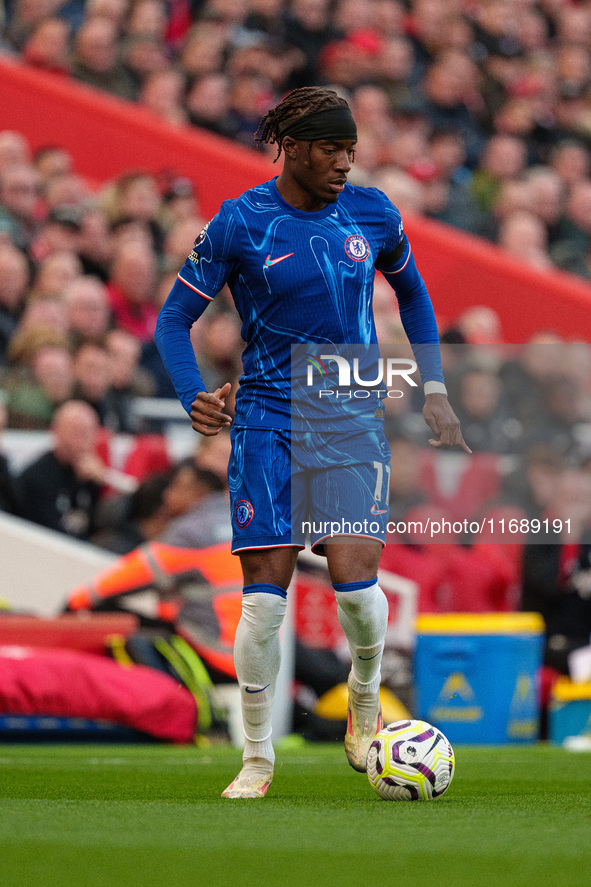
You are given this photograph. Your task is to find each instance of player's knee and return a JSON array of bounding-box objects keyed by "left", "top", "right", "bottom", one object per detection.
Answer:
[{"left": 241, "top": 585, "right": 287, "bottom": 639}]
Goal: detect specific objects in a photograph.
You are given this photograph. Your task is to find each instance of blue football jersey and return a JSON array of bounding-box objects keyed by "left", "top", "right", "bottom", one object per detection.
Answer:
[{"left": 156, "top": 177, "right": 440, "bottom": 428}]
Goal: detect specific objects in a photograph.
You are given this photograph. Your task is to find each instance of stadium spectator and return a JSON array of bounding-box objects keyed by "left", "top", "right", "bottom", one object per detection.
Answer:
[
  {"left": 178, "top": 22, "right": 228, "bottom": 80},
  {"left": 551, "top": 180, "right": 591, "bottom": 276},
  {"left": 422, "top": 169, "right": 491, "bottom": 238},
  {"left": 0, "top": 244, "right": 30, "bottom": 364},
  {"left": 499, "top": 332, "right": 565, "bottom": 430},
  {"left": 104, "top": 170, "right": 165, "bottom": 253},
  {"left": 374, "top": 166, "right": 425, "bottom": 216},
  {"left": 126, "top": 0, "right": 169, "bottom": 43},
  {"left": 30, "top": 207, "right": 82, "bottom": 263},
  {"left": 0, "top": 162, "right": 42, "bottom": 249},
  {"left": 106, "top": 240, "right": 159, "bottom": 342},
  {"left": 43, "top": 170, "right": 91, "bottom": 213},
  {"left": 375, "top": 34, "right": 418, "bottom": 114},
  {"left": 162, "top": 215, "right": 206, "bottom": 273},
  {"left": 138, "top": 66, "right": 188, "bottom": 126},
  {"left": 76, "top": 205, "right": 114, "bottom": 280},
  {"left": 13, "top": 399, "right": 106, "bottom": 538},
  {"left": 387, "top": 501, "right": 512, "bottom": 613},
  {"left": 64, "top": 275, "right": 112, "bottom": 347},
  {"left": 109, "top": 217, "right": 154, "bottom": 255},
  {"left": 186, "top": 73, "right": 236, "bottom": 139},
  {"left": 471, "top": 134, "right": 528, "bottom": 213},
  {"left": 33, "top": 144, "right": 74, "bottom": 187},
  {"left": 90, "top": 470, "right": 171, "bottom": 553},
  {"left": 489, "top": 177, "right": 532, "bottom": 239},
  {"left": 193, "top": 427, "right": 232, "bottom": 486},
  {"left": 157, "top": 459, "right": 232, "bottom": 548},
  {"left": 453, "top": 365, "right": 518, "bottom": 454},
  {"left": 497, "top": 209, "right": 553, "bottom": 271},
  {"left": 524, "top": 166, "right": 565, "bottom": 246},
  {"left": 282, "top": 0, "right": 339, "bottom": 88},
  {"left": 30, "top": 250, "right": 83, "bottom": 298},
  {"left": 385, "top": 434, "right": 427, "bottom": 525},
  {"left": 0, "top": 131, "right": 32, "bottom": 174},
  {"left": 455, "top": 305, "right": 503, "bottom": 346},
  {"left": 122, "top": 32, "right": 170, "bottom": 94},
  {"left": 519, "top": 375, "right": 587, "bottom": 459},
  {"left": 105, "top": 326, "right": 156, "bottom": 408},
  {"left": 226, "top": 75, "right": 274, "bottom": 148},
  {"left": 71, "top": 17, "right": 136, "bottom": 99},
  {"left": 521, "top": 466, "right": 591, "bottom": 676},
  {"left": 500, "top": 444, "right": 567, "bottom": 523},
  {"left": 22, "top": 16, "right": 71, "bottom": 75},
  {"left": 84, "top": 0, "right": 129, "bottom": 30},
  {"left": 477, "top": 41, "right": 527, "bottom": 132},
  {"left": 427, "top": 127, "right": 471, "bottom": 186},
  {"left": 4, "top": 340, "right": 74, "bottom": 429},
  {"left": 548, "top": 140, "right": 591, "bottom": 189},
  {"left": 71, "top": 339, "right": 129, "bottom": 430},
  {"left": 316, "top": 32, "right": 380, "bottom": 92},
  {"left": 14, "top": 292, "right": 70, "bottom": 341},
  {"left": 554, "top": 42, "right": 591, "bottom": 101},
  {"left": 416, "top": 51, "right": 487, "bottom": 169},
  {"left": 3, "top": 0, "right": 56, "bottom": 51},
  {"left": 159, "top": 176, "right": 199, "bottom": 231}
]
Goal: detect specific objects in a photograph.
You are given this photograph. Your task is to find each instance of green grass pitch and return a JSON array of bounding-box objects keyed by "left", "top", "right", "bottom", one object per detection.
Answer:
[{"left": 1, "top": 742, "right": 590, "bottom": 887}]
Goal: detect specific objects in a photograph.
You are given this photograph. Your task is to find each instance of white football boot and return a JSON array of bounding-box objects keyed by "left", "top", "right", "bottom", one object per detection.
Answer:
[
  {"left": 221, "top": 758, "right": 274, "bottom": 798},
  {"left": 344, "top": 674, "right": 383, "bottom": 773}
]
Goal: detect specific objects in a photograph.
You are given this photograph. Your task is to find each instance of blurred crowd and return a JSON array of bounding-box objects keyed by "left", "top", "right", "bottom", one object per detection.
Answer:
[
  {"left": 0, "top": 129, "right": 248, "bottom": 428},
  {"left": 3, "top": 0, "right": 591, "bottom": 277}
]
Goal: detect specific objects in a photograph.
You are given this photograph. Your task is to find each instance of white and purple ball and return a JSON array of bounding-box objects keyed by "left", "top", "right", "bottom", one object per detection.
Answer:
[{"left": 367, "top": 719, "right": 455, "bottom": 801}]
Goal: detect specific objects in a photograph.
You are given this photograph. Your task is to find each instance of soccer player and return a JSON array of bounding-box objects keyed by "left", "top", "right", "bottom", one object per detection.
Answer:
[{"left": 155, "top": 86, "right": 469, "bottom": 798}]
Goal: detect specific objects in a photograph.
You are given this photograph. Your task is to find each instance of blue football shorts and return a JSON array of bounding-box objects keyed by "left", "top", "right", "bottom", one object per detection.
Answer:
[{"left": 228, "top": 426, "right": 391, "bottom": 555}]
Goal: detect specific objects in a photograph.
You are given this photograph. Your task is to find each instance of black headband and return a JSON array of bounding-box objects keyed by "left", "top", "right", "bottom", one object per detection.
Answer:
[{"left": 279, "top": 106, "right": 358, "bottom": 142}]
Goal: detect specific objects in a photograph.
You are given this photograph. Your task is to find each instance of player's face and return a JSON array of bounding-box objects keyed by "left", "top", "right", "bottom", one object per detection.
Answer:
[{"left": 282, "top": 138, "right": 356, "bottom": 211}]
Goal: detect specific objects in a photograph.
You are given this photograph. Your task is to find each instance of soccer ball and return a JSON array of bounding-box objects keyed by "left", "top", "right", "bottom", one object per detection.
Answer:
[{"left": 366, "top": 719, "right": 455, "bottom": 801}]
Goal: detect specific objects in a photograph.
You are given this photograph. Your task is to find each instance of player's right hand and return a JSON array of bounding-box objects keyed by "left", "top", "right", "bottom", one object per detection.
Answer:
[{"left": 190, "top": 382, "right": 232, "bottom": 436}]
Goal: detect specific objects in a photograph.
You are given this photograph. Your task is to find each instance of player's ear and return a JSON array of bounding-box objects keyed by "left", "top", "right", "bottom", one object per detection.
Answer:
[{"left": 282, "top": 136, "right": 299, "bottom": 161}]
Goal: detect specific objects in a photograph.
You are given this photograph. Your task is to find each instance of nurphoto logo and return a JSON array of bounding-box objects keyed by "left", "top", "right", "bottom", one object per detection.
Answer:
[{"left": 305, "top": 353, "right": 418, "bottom": 399}]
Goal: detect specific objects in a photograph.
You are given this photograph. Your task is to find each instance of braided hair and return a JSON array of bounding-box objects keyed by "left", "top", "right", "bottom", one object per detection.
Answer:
[{"left": 255, "top": 87, "right": 351, "bottom": 162}]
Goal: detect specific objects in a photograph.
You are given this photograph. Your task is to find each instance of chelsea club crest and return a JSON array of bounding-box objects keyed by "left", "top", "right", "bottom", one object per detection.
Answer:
[
  {"left": 344, "top": 234, "right": 370, "bottom": 262},
  {"left": 235, "top": 500, "right": 254, "bottom": 528}
]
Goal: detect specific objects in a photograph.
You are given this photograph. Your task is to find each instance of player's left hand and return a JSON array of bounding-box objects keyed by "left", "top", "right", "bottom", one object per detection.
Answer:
[
  {"left": 422, "top": 393, "right": 471, "bottom": 453},
  {"left": 190, "top": 382, "right": 233, "bottom": 436}
]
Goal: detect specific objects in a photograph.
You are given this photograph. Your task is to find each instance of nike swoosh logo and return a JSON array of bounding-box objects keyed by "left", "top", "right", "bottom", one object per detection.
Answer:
[
  {"left": 244, "top": 683, "right": 270, "bottom": 694},
  {"left": 264, "top": 252, "right": 294, "bottom": 267},
  {"left": 370, "top": 504, "right": 388, "bottom": 515},
  {"left": 358, "top": 652, "right": 380, "bottom": 661}
]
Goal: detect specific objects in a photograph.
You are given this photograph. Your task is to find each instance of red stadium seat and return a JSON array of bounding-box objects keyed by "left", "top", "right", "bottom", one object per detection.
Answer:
[{"left": 123, "top": 434, "right": 172, "bottom": 481}]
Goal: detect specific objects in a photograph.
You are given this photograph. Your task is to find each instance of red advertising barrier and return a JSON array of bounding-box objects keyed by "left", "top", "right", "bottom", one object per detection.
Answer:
[
  {"left": 403, "top": 213, "right": 591, "bottom": 343},
  {"left": 2, "top": 57, "right": 591, "bottom": 342}
]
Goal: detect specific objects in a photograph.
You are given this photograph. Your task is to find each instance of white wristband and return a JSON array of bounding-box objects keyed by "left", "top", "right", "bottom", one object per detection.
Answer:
[{"left": 424, "top": 381, "right": 448, "bottom": 396}]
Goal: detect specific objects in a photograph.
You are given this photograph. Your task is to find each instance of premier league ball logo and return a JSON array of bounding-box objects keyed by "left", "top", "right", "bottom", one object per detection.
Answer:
[
  {"left": 344, "top": 234, "right": 370, "bottom": 262},
  {"left": 235, "top": 500, "right": 254, "bottom": 528},
  {"left": 194, "top": 222, "right": 210, "bottom": 248}
]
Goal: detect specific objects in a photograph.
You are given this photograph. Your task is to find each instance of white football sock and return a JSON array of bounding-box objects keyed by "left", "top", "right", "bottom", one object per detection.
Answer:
[
  {"left": 233, "top": 586, "right": 287, "bottom": 768},
  {"left": 334, "top": 579, "right": 389, "bottom": 694}
]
